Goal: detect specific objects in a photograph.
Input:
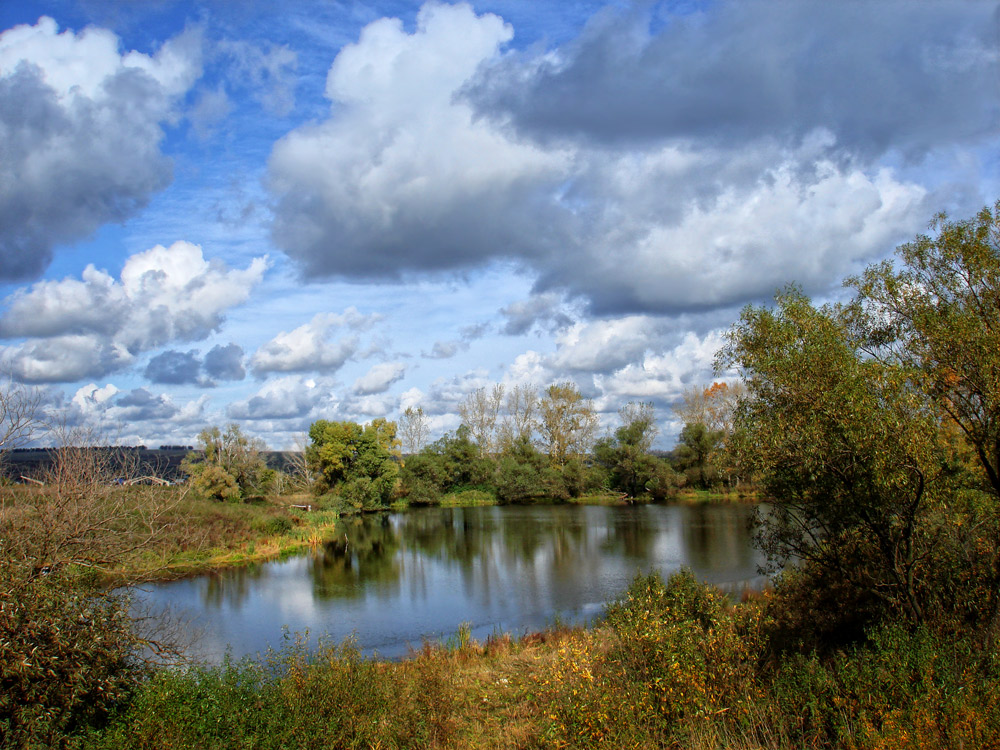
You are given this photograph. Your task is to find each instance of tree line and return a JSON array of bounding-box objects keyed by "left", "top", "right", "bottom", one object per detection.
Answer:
[{"left": 179, "top": 379, "right": 747, "bottom": 511}]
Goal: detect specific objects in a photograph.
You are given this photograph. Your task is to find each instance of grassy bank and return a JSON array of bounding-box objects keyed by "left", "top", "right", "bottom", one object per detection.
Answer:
[{"left": 80, "top": 570, "right": 1000, "bottom": 750}]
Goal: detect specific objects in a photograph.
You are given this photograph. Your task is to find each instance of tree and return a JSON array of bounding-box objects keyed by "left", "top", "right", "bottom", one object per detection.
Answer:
[
  {"left": 0, "top": 374, "right": 44, "bottom": 474},
  {"left": 718, "top": 287, "right": 960, "bottom": 633},
  {"left": 674, "top": 381, "right": 744, "bottom": 435},
  {"left": 497, "top": 384, "right": 539, "bottom": 454},
  {"left": 183, "top": 424, "right": 270, "bottom": 502},
  {"left": 398, "top": 425, "right": 495, "bottom": 503},
  {"left": 306, "top": 418, "right": 400, "bottom": 509},
  {"left": 398, "top": 406, "right": 429, "bottom": 455},
  {"left": 850, "top": 200, "right": 1000, "bottom": 630},
  {"left": 672, "top": 422, "right": 724, "bottom": 489},
  {"left": 594, "top": 402, "right": 676, "bottom": 499},
  {"left": 458, "top": 384, "right": 504, "bottom": 457},
  {"left": 539, "top": 382, "right": 598, "bottom": 467}
]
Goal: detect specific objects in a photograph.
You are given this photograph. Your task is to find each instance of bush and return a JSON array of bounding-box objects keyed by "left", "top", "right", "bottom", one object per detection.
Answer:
[{"left": 0, "top": 573, "right": 143, "bottom": 748}]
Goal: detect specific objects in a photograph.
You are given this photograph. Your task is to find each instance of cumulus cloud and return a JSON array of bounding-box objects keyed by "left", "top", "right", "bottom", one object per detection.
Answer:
[
  {"left": 144, "top": 349, "right": 204, "bottom": 385},
  {"left": 266, "top": 1, "right": 991, "bottom": 318},
  {"left": 341, "top": 393, "right": 398, "bottom": 419},
  {"left": 0, "top": 241, "right": 267, "bottom": 382},
  {"left": 352, "top": 362, "right": 406, "bottom": 395},
  {"left": 551, "top": 316, "right": 660, "bottom": 373},
  {"left": 204, "top": 343, "right": 246, "bottom": 381},
  {"left": 268, "top": 2, "right": 571, "bottom": 280},
  {"left": 63, "top": 381, "right": 207, "bottom": 445},
  {"left": 251, "top": 308, "right": 379, "bottom": 375},
  {"left": 227, "top": 375, "right": 333, "bottom": 420},
  {"left": 0, "top": 17, "right": 202, "bottom": 280},
  {"left": 2, "top": 335, "right": 130, "bottom": 383},
  {"left": 592, "top": 330, "right": 727, "bottom": 411},
  {"left": 114, "top": 388, "right": 179, "bottom": 420}
]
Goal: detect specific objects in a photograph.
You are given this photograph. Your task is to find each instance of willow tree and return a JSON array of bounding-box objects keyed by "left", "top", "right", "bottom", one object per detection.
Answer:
[
  {"left": 850, "top": 200, "right": 1000, "bottom": 632},
  {"left": 719, "top": 288, "right": 958, "bottom": 630}
]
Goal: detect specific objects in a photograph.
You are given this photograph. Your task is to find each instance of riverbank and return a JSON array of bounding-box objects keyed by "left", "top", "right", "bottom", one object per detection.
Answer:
[{"left": 81, "top": 570, "right": 1000, "bottom": 750}]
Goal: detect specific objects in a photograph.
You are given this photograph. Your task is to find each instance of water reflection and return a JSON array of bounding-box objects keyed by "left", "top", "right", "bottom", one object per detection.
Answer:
[
  {"left": 142, "top": 503, "right": 767, "bottom": 662},
  {"left": 310, "top": 514, "right": 401, "bottom": 599}
]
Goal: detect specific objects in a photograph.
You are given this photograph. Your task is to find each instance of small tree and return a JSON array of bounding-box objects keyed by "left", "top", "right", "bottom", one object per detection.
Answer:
[
  {"left": 719, "top": 287, "right": 960, "bottom": 635},
  {"left": 672, "top": 423, "right": 724, "bottom": 489},
  {"left": 595, "top": 402, "right": 675, "bottom": 499},
  {"left": 398, "top": 405, "right": 429, "bottom": 455},
  {"left": 183, "top": 424, "right": 270, "bottom": 502},
  {"left": 497, "top": 384, "right": 539, "bottom": 454},
  {"left": 459, "top": 384, "right": 505, "bottom": 457}
]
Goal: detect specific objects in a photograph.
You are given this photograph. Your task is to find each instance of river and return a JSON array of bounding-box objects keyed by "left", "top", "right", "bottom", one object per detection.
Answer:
[{"left": 133, "top": 503, "right": 766, "bottom": 662}]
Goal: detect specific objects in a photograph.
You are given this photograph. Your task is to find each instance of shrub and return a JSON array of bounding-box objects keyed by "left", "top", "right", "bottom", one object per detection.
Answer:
[{"left": 0, "top": 575, "right": 143, "bottom": 748}]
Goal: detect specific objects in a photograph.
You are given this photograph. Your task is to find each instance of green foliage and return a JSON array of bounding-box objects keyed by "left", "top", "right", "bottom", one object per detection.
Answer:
[
  {"left": 594, "top": 404, "right": 678, "bottom": 499},
  {"left": 250, "top": 514, "right": 293, "bottom": 536},
  {"left": 191, "top": 463, "right": 241, "bottom": 502},
  {"left": 671, "top": 422, "right": 724, "bottom": 489},
  {"left": 399, "top": 426, "right": 495, "bottom": 503},
  {"left": 493, "top": 436, "right": 547, "bottom": 503},
  {"left": 183, "top": 424, "right": 271, "bottom": 502},
  {"left": 539, "top": 382, "right": 599, "bottom": 467},
  {"left": 0, "top": 573, "right": 142, "bottom": 748},
  {"left": 85, "top": 638, "right": 422, "bottom": 750},
  {"left": 306, "top": 418, "right": 400, "bottom": 509},
  {"left": 720, "top": 287, "right": 967, "bottom": 635}
]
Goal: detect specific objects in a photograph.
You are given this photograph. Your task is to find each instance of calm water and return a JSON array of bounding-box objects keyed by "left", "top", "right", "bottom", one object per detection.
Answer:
[{"left": 134, "top": 503, "right": 766, "bottom": 662}]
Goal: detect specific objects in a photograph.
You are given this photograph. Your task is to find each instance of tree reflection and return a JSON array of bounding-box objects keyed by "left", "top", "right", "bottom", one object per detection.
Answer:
[
  {"left": 602, "top": 505, "right": 659, "bottom": 560},
  {"left": 201, "top": 563, "right": 266, "bottom": 609},
  {"left": 680, "top": 504, "right": 757, "bottom": 576},
  {"left": 309, "top": 514, "right": 401, "bottom": 599}
]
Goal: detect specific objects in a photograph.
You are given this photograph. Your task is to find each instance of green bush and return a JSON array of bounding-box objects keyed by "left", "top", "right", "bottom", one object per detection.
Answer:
[{"left": 1, "top": 574, "right": 143, "bottom": 749}]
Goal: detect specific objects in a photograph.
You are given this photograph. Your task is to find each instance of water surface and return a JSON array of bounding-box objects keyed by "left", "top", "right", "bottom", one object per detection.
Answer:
[{"left": 135, "top": 503, "right": 765, "bottom": 662}]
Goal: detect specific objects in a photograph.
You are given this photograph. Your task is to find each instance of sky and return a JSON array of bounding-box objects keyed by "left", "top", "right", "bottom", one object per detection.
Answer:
[{"left": 1, "top": 0, "right": 998, "bottom": 450}]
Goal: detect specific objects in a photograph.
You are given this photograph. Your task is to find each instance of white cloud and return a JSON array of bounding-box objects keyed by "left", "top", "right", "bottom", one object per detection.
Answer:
[
  {"left": 251, "top": 308, "right": 379, "bottom": 375},
  {"left": 353, "top": 362, "right": 406, "bottom": 395},
  {"left": 0, "top": 17, "right": 202, "bottom": 280},
  {"left": 62, "top": 381, "right": 208, "bottom": 445},
  {"left": 227, "top": 375, "right": 334, "bottom": 420},
  {"left": 2, "top": 335, "right": 130, "bottom": 383},
  {"left": 0, "top": 241, "right": 267, "bottom": 382},
  {"left": 593, "top": 330, "right": 727, "bottom": 408},
  {"left": 551, "top": 316, "right": 659, "bottom": 373},
  {"left": 269, "top": 2, "right": 570, "bottom": 279},
  {"left": 265, "top": 1, "right": 969, "bottom": 319}
]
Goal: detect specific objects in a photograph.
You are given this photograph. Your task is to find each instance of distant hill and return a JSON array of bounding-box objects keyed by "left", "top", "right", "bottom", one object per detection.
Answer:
[{"left": 2, "top": 448, "right": 305, "bottom": 484}]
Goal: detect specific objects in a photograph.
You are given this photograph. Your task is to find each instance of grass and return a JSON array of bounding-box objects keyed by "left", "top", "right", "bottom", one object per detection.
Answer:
[
  {"left": 120, "top": 493, "right": 342, "bottom": 580},
  {"left": 79, "top": 570, "right": 1000, "bottom": 750},
  {"left": 674, "top": 487, "right": 758, "bottom": 504}
]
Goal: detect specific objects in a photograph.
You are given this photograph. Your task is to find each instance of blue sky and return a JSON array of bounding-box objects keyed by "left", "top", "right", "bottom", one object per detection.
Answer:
[{"left": 1, "top": 0, "right": 998, "bottom": 449}]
